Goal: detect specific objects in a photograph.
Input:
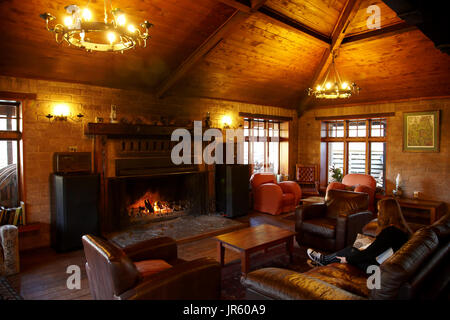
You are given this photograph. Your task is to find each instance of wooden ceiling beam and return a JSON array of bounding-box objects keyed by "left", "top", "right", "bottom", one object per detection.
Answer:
[
  {"left": 296, "top": 0, "right": 363, "bottom": 116},
  {"left": 157, "top": 0, "right": 271, "bottom": 98},
  {"left": 156, "top": 9, "right": 253, "bottom": 98},
  {"left": 218, "top": 0, "right": 330, "bottom": 45},
  {"left": 341, "top": 22, "right": 416, "bottom": 46}
]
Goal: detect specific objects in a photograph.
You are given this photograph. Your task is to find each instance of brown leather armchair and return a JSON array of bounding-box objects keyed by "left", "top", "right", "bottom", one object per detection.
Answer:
[
  {"left": 295, "top": 189, "right": 374, "bottom": 251},
  {"left": 82, "top": 235, "right": 221, "bottom": 300}
]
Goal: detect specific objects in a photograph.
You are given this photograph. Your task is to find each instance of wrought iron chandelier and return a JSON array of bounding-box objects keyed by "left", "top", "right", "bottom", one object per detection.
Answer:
[
  {"left": 308, "top": 52, "right": 360, "bottom": 99},
  {"left": 40, "top": 1, "right": 153, "bottom": 53}
]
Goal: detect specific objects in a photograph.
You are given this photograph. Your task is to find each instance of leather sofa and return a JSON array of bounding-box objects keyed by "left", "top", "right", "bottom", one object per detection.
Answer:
[
  {"left": 242, "top": 213, "right": 450, "bottom": 300},
  {"left": 327, "top": 174, "right": 376, "bottom": 213},
  {"left": 82, "top": 235, "right": 221, "bottom": 300},
  {"left": 295, "top": 189, "right": 373, "bottom": 251},
  {"left": 251, "top": 173, "right": 301, "bottom": 215}
]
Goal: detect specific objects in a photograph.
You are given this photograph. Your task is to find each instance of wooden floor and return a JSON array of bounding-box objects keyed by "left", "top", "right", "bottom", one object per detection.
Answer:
[{"left": 7, "top": 211, "right": 296, "bottom": 300}]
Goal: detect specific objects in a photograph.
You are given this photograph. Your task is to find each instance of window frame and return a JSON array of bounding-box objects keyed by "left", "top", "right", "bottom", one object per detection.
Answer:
[
  {"left": 0, "top": 100, "right": 23, "bottom": 206},
  {"left": 243, "top": 117, "right": 289, "bottom": 175},
  {"left": 321, "top": 118, "right": 387, "bottom": 188}
]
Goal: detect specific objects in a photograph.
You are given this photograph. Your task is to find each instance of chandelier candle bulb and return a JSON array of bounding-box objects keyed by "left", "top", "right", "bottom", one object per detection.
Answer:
[
  {"left": 117, "top": 14, "right": 126, "bottom": 26},
  {"left": 82, "top": 8, "right": 92, "bottom": 21},
  {"left": 63, "top": 16, "right": 73, "bottom": 27},
  {"left": 107, "top": 32, "right": 116, "bottom": 44}
]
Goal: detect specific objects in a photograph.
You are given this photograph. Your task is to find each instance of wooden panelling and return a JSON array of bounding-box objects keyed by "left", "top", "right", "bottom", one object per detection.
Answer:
[
  {"left": 0, "top": 0, "right": 236, "bottom": 91},
  {"left": 265, "top": 0, "right": 347, "bottom": 37},
  {"left": 312, "top": 29, "right": 450, "bottom": 107},
  {"left": 167, "top": 14, "right": 328, "bottom": 108},
  {"left": 346, "top": 0, "right": 403, "bottom": 36}
]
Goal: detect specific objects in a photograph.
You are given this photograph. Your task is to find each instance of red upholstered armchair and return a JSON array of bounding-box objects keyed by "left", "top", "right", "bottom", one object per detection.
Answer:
[
  {"left": 250, "top": 173, "right": 301, "bottom": 215},
  {"left": 326, "top": 174, "right": 376, "bottom": 213}
]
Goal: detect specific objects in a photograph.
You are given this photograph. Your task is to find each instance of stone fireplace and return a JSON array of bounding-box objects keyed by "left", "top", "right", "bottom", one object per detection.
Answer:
[{"left": 85, "top": 123, "right": 213, "bottom": 233}]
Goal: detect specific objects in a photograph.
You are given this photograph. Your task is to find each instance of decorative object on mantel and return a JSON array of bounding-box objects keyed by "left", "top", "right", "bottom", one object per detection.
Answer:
[
  {"left": 392, "top": 173, "right": 403, "bottom": 198},
  {"left": 308, "top": 51, "right": 360, "bottom": 99},
  {"left": 110, "top": 105, "right": 118, "bottom": 123},
  {"left": 403, "top": 110, "right": 440, "bottom": 152},
  {"left": 40, "top": 1, "right": 153, "bottom": 53}
]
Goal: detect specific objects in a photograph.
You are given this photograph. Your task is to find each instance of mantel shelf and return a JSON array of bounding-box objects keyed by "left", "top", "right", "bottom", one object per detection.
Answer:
[{"left": 84, "top": 123, "right": 192, "bottom": 138}]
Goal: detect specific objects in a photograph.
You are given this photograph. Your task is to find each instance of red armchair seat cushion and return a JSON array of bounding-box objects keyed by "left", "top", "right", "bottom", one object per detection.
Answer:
[
  {"left": 282, "top": 193, "right": 294, "bottom": 204},
  {"left": 302, "top": 218, "right": 336, "bottom": 239},
  {"left": 134, "top": 259, "right": 172, "bottom": 278}
]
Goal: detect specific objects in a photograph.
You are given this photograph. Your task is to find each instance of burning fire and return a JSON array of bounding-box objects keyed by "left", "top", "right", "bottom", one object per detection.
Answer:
[{"left": 128, "top": 191, "right": 187, "bottom": 217}]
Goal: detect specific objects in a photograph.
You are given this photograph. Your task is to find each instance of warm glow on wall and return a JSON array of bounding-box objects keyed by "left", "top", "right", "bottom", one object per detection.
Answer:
[
  {"left": 221, "top": 115, "right": 232, "bottom": 128},
  {"left": 53, "top": 104, "right": 70, "bottom": 119}
]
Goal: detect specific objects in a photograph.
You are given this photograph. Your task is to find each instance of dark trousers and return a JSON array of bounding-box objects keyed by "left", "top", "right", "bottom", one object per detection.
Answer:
[{"left": 323, "top": 226, "right": 409, "bottom": 271}]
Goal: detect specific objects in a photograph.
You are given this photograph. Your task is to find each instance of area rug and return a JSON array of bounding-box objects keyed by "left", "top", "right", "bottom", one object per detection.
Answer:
[
  {"left": 220, "top": 244, "right": 311, "bottom": 300},
  {"left": 108, "top": 214, "right": 247, "bottom": 248},
  {"left": 0, "top": 277, "right": 23, "bottom": 300}
]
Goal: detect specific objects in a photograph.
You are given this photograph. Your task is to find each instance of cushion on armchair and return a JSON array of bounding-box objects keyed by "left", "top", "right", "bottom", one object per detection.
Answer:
[{"left": 134, "top": 260, "right": 172, "bottom": 278}]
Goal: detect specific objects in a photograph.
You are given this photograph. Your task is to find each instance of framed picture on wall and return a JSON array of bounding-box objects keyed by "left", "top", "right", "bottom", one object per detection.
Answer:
[{"left": 403, "top": 110, "right": 440, "bottom": 152}]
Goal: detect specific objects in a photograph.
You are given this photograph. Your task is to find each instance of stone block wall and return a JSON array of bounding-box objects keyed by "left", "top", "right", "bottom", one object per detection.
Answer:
[{"left": 0, "top": 75, "right": 297, "bottom": 250}]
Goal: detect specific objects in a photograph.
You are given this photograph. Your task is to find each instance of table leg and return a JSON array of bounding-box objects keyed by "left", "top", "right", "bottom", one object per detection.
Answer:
[
  {"left": 286, "top": 236, "right": 294, "bottom": 263},
  {"left": 217, "top": 241, "right": 225, "bottom": 267},
  {"left": 241, "top": 251, "right": 249, "bottom": 276}
]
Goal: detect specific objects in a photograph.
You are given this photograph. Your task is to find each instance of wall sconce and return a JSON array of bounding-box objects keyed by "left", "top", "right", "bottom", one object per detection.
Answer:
[
  {"left": 221, "top": 115, "right": 232, "bottom": 129},
  {"left": 42, "top": 103, "right": 84, "bottom": 122}
]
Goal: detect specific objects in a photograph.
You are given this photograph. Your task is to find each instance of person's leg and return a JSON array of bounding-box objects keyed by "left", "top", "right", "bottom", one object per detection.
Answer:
[{"left": 322, "top": 246, "right": 357, "bottom": 264}]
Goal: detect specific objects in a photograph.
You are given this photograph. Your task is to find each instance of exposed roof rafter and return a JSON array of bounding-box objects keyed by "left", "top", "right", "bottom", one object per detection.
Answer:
[{"left": 296, "top": 0, "right": 363, "bottom": 116}]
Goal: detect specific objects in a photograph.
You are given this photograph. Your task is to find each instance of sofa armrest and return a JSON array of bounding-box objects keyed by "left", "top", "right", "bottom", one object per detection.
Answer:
[
  {"left": 241, "top": 267, "right": 365, "bottom": 300},
  {"left": 336, "top": 211, "right": 374, "bottom": 249},
  {"left": 119, "top": 257, "right": 221, "bottom": 300},
  {"left": 121, "top": 237, "right": 178, "bottom": 262},
  {"left": 278, "top": 181, "right": 302, "bottom": 204}
]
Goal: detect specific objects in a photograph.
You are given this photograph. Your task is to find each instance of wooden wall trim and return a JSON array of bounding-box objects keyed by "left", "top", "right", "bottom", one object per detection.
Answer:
[
  {"left": 239, "top": 112, "right": 293, "bottom": 121},
  {"left": 315, "top": 112, "right": 395, "bottom": 121},
  {"left": 0, "top": 91, "right": 37, "bottom": 100}
]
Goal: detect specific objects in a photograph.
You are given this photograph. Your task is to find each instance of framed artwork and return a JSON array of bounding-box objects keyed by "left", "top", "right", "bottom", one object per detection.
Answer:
[{"left": 403, "top": 110, "right": 440, "bottom": 152}]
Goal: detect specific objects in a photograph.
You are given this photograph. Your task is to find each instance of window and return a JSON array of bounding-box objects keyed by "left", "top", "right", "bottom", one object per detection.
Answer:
[
  {"left": 0, "top": 101, "right": 21, "bottom": 208},
  {"left": 243, "top": 118, "right": 288, "bottom": 175},
  {"left": 321, "top": 118, "right": 387, "bottom": 188}
]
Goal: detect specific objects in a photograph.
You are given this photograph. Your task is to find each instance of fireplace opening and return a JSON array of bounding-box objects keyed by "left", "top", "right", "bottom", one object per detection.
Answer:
[
  {"left": 107, "top": 172, "right": 208, "bottom": 230},
  {"left": 127, "top": 190, "right": 192, "bottom": 223}
]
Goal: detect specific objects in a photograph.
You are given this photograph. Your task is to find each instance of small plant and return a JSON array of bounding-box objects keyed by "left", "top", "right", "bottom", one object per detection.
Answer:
[{"left": 329, "top": 164, "right": 343, "bottom": 182}]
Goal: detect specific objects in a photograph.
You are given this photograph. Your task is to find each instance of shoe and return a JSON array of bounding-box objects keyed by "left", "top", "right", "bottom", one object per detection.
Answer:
[{"left": 307, "top": 248, "right": 324, "bottom": 265}]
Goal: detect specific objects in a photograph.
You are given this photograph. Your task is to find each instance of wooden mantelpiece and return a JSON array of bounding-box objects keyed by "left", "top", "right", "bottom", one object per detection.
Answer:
[{"left": 85, "top": 122, "right": 191, "bottom": 138}]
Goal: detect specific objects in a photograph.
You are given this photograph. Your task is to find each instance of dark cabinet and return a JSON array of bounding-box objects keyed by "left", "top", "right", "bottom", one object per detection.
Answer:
[
  {"left": 215, "top": 164, "right": 249, "bottom": 218},
  {"left": 50, "top": 174, "right": 99, "bottom": 252}
]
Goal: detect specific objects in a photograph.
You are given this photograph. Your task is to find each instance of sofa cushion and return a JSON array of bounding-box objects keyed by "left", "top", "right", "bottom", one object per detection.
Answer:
[
  {"left": 304, "top": 263, "right": 369, "bottom": 297},
  {"left": 134, "top": 259, "right": 172, "bottom": 278},
  {"left": 242, "top": 267, "right": 365, "bottom": 300},
  {"left": 302, "top": 218, "right": 336, "bottom": 238},
  {"left": 370, "top": 227, "right": 439, "bottom": 300}
]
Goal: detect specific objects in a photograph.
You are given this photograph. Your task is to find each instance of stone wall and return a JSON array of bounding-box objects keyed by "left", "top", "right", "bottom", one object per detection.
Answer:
[
  {"left": 298, "top": 98, "right": 450, "bottom": 210},
  {"left": 0, "top": 75, "right": 297, "bottom": 250}
]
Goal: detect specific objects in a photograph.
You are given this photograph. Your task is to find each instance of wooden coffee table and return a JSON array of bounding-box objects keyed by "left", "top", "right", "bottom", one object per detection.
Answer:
[{"left": 214, "top": 224, "right": 296, "bottom": 276}]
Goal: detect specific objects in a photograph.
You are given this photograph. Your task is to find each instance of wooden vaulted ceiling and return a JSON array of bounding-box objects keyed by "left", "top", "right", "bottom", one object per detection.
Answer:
[{"left": 0, "top": 0, "right": 449, "bottom": 111}]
